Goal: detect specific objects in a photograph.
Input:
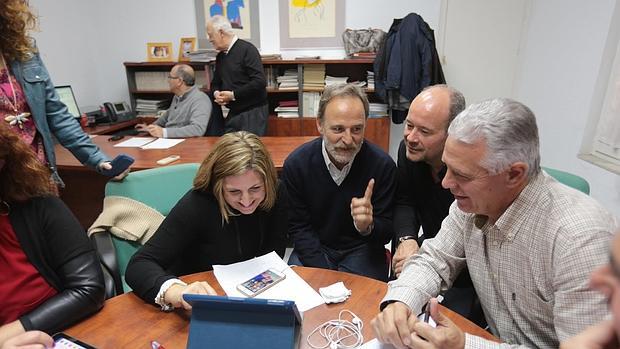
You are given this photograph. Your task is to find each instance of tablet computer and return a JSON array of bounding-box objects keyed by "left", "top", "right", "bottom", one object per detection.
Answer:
[{"left": 183, "top": 294, "right": 301, "bottom": 349}]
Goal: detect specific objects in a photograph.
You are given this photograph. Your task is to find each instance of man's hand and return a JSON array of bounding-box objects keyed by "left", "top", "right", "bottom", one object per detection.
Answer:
[
  {"left": 371, "top": 301, "right": 417, "bottom": 349},
  {"left": 164, "top": 281, "right": 217, "bottom": 310},
  {"left": 145, "top": 124, "right": 164, "bottom": 138},
  {"left": 560, "top": 320, "right": 619, "bottom": 349},
  {"left": 214, "top": 90, "right": 234, "bottom": 106},
  {"left": 411, "top": 298, "right": 465, "bottom": 349},
  {"left": 1, "top": 331, "right": 53, "bottom": 349},
  {"left": 98, "top": 162, "right": 130, "bottom": 181},
  {"left": 351, "top": 178, "right": 374, "bottom": 234},
  {"left": 135, "top": 123, "right": 148, "bottom": 132},
  {"left": 393, "top": 240, "right": 419, "bottom": 277}
]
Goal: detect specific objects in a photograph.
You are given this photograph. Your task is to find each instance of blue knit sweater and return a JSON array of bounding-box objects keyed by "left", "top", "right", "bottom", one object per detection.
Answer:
[{"left": 282, "top": 138, "right": 396, "bottom": 268}]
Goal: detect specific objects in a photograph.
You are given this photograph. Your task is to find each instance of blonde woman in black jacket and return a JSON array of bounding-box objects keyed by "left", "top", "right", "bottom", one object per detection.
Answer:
[{"left": 126, "top": 131, "right": 288, "bottom": 311}]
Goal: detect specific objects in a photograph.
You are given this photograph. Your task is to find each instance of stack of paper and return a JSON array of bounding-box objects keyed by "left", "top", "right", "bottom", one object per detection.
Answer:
[
  {"left": 188, "top": 49, "right": 217, "bottom": 62},
  {"left": 369, "top": 103, "right": 388, "bottom": 118},
  {"left": 325, "top": 75, "right": 349, "bottom": 86},
  {"left": 277, "top": 69, "right": 299, "bottom": 90},
  {"left": 367, "top": 71, "right": 375, "bottom": 90},
  {"left": 274, "top": 100, "right": 299, "bottom": 118},
  {"left": 303, "top": 64, "right": 326, "bottom": 89},
  {"left": 135, "top": 98, "right": 170, "bottom": 116}
]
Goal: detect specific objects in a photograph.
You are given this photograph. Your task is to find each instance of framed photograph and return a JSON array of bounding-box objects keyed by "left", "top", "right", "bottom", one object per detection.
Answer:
[
  {"left": 147, "top": 42, "right": 173, "bottom": 62},
  {"left": 279, "top": 0, "right": 345, "bottom": 49},
  {"left": 178, "top": 37, "right": 197, "bottom": 62},
  {"left": 194, "top": 0, "right": 261, "bottom": 49}
]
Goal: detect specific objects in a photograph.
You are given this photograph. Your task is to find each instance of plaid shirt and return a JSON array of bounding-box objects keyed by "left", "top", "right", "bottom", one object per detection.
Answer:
[{"left": 383, "top": 172, "right": 618, "bottom": 349}]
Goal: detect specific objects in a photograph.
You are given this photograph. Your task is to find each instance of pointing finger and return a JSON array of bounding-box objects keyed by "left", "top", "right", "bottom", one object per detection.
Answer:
[{"left": 364, "top": 178, "right": 375, "bottom": 200}]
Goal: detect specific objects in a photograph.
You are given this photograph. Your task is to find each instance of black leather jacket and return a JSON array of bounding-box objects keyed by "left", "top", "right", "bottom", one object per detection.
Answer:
[{"left": 10, "top": 196, "right": 105, "bottom": 333}]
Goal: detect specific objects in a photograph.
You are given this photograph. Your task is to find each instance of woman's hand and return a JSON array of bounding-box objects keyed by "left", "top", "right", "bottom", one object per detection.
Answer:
[{"left": 164, "top": 281, "right": 217, "bottom": 310}]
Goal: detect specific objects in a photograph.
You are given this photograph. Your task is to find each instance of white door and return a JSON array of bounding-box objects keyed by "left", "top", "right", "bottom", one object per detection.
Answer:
[{"left": 437, "top": 0, "right": 530, "bottom": 104}]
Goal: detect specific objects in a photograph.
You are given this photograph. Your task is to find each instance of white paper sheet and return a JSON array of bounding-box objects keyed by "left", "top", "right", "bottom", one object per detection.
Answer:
[
  {"left": 212, "top": 251, "right": 324, "bottom": 312},
  {"left": 140, "top": 138, "right": 185, "bottom": 149},
  {"left": 113, "top": 137, "right": 155, "bottom": 148}
]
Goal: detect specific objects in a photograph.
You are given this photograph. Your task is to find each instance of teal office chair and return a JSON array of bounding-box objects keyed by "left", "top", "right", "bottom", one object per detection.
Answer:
[
  {"left": 91, "top": 163, "right": 200, "bottom": 297},
  {"left": 542, "top": 166, "right": 590, "bottom": 194}
]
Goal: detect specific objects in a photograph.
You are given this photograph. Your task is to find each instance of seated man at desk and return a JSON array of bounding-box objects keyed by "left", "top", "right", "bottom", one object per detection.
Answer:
[
  {"left": 282, "top": 83, "right": 396, "bottom": 282},
  {"left": 371, "top": 98, "right": 617, "bottom": 349},
  {"left": 136, "top": 64, "right": 211, "bottom": 138}
]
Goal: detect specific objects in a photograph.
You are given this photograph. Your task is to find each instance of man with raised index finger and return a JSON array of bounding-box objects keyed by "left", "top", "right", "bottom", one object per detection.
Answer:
[{"left": 282, "top": 83, "right": 396, "bottom": 281}]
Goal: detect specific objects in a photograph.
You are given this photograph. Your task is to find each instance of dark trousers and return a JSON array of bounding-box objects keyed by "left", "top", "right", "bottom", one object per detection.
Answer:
[
  {"left": 225, "top": 104, "right": 268, "bottom": 136},
  {"left": 289, "top": 244, "right": 389, "bottom": 282}
]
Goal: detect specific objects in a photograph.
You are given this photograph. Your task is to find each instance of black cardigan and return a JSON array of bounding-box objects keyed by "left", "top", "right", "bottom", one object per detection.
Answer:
[
  {"left": 210, "top": 39, "right": 267, "bottom": 116},
  {"left": 10, "top": 196, "right": 105, "bottom": 333},
  {"left": 126, "top": 183, "right": 288, "bottom": 304}
]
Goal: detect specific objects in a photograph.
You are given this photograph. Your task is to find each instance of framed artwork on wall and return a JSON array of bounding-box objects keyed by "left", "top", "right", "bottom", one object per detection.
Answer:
[
  {"left": 178, "top": 37, "right": 197, "bottom": 61},
  {"left": 147, "top": 42, "right": 173, "bottom": 62},
  {"left": 279, "top": 0, "right": 346, "bottom": 49},
  {"left": 194, "top": 0, "right": 261, "bottom": 49}
]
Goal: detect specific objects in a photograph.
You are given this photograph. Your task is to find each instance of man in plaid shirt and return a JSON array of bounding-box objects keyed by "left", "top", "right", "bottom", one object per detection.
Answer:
[{"left": 372, "top": 98, "right": 618, "bottom": 349}]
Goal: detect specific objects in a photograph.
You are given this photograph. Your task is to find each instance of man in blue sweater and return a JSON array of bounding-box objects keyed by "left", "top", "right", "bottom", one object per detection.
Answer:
[{"left": 283, "top": 84, "right": 396, "bottom": 281}]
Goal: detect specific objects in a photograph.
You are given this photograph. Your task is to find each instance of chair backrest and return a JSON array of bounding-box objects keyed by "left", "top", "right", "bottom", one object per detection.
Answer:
[
  {"left": 104, "top": 163, "right": 200, "bottom": 293},
  {"left": 542, "top": 166, "right": 590, "bottom": 194}
]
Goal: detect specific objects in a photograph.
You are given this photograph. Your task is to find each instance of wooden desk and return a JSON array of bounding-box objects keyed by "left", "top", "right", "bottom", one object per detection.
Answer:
[
  {"left": 65, "top": 267, "right": 498, "bottom": 348},
  {"left": 56, "top": 135, "right": 315, "bottom": 227}
]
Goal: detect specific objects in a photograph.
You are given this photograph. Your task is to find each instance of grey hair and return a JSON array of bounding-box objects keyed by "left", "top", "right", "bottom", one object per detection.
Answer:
[
  {"left": 208, "top": 15, "right": 234, "bottom": 35},
  {"left": 421, "top": 84, "right": 466, "bottom": 126},
  {"left": 317, "top": 83, "right": 369, "bottom": 122},
  {"left": 175, "top": 64, "right": 195, "bottom": 86},
  {"left": 448, "top": 98, "right": 541, "bottom": 177}
]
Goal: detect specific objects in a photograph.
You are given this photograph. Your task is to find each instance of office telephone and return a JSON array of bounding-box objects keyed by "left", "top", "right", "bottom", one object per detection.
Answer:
[{"left": 101, "top": 101, "right": 133, "bottom": 123}]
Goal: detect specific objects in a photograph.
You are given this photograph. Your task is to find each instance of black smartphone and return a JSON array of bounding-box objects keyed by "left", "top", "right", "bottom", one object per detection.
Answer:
[
  {"left": 108, "top": 134, "right": 124, "bottom": 142},
  {"left": 53, "top": 333, "right": 97, "bottom": 349},
  {"left": 100, "top": 154, "right": 134, "bottom": 177}
]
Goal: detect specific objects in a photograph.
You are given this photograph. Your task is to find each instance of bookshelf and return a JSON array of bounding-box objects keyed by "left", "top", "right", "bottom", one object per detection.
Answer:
[{"left": 123, "top": 58, "right": 390, "bottom": 151}]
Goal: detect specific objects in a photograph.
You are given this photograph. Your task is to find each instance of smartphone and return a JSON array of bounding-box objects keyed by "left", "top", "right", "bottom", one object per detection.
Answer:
[
  {"left": 100, "top": 154, "right": 134, "bottom": 177},
  {"left": 236, "top": 269, "right": 286, "bottom": 297},
  {"left": 53, "top": 333, "right": 97, "bottom": 349}
]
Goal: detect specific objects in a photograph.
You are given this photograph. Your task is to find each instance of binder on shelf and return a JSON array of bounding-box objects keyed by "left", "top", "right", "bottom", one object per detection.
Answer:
[{"left": 183, "top": 294, "right": 301, "bottom": 349}]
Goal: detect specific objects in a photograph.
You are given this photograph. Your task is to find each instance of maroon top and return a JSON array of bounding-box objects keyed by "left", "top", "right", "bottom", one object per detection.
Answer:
[{"left": 0, "top": 215, "right": 57, "bottom": 324}]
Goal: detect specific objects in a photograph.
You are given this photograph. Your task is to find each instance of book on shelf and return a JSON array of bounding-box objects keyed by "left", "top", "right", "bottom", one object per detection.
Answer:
[
  {"left": 274, "top": 99, "right": 299, "bottom": 118},
  {"left": 349, "top": 52, "right": 377, "bottom": 59},
  {"left": 295, "top": 55, "right": 321, "bottom": 60},
  {"left": 188, "top": 49, "right": 217, "bottom": 62},
  {"left": 277, "top": 69, "right": 299, "bottom": 89},
  {"left": 303, "top": 64, "right": 326, "bottom": 89},
  {"left": 302, "top": 92, "right": 320, "bottom": 117},
  {"left": 325, "top": 75, "right": 349, "bottom": 86},
  {"left": 261, "top": 53, "right": 282, "bottom": 60}
]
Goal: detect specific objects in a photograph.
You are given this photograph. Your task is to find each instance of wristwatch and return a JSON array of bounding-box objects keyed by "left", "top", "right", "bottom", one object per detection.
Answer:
[{"left": 398, "top": 235, "right": 416, "bottom": 243}]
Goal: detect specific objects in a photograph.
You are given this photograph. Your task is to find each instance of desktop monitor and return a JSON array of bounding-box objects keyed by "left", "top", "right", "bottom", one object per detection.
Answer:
[{"left": 54, "top": 85, "right": 81, "bottom": 118}]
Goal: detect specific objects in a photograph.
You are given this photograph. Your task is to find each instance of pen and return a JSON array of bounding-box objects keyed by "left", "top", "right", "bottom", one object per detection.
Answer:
[
  {"left": 423, "top": 302, "right": 430, "bottom": 323},
  {"left": 151, "top": 340, "right": 166, "bottom": 349}
]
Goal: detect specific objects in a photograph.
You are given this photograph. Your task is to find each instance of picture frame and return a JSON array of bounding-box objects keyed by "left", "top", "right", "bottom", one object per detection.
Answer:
[
  {"left": 279, "top": 0, "right": 345, "bottom": 49},
  {"left": 147, "top": 42, "right": 173, "bottom": 62},
  {"left": 194, "top": 0, "right": 261, "bottom": 49},
  {"left": 178, "top": 37, "right": 197, "bottom": 62}
]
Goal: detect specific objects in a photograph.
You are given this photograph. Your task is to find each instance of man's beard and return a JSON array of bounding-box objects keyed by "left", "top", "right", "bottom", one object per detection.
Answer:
[{"left": 325, "top": 137, "right": 362, "bottom": 166}]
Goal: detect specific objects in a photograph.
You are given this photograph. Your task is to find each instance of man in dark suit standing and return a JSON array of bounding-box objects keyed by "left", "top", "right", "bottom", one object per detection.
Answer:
[{"left": 207, "top": 15, "right": 268, "bottom": 136}]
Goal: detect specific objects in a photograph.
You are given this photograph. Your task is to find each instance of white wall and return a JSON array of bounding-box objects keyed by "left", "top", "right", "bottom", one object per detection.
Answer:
[
  {"left": 29, "top": 1, "right": 620, "bottom": 217},
  {"left": 514, "top": 0, "right": 620, "bottom": 217}
]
